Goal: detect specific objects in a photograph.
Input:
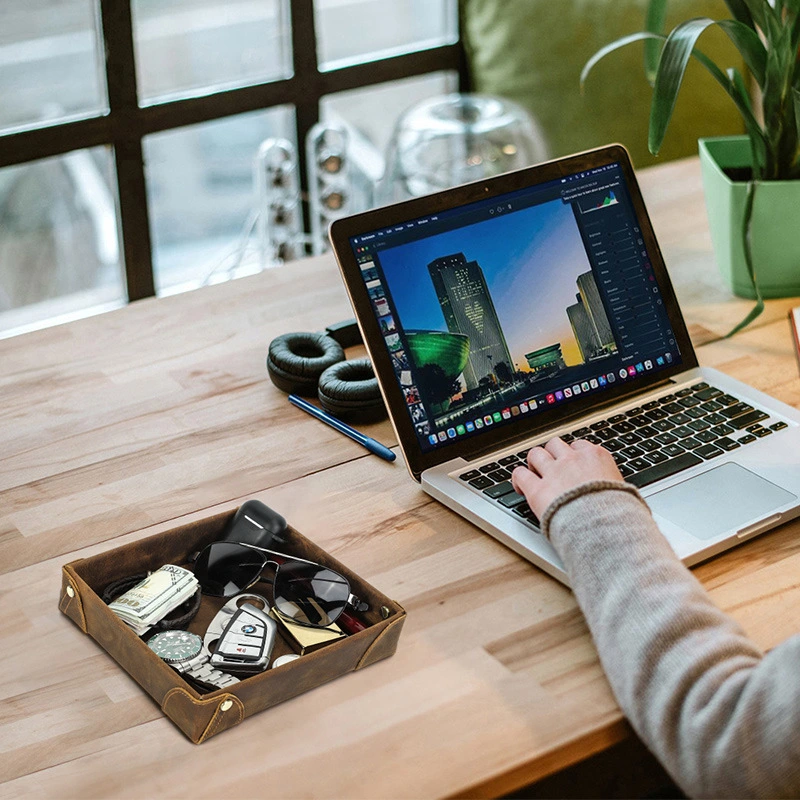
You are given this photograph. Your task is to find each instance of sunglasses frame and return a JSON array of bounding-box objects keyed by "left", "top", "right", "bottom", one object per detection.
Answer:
[{"left": 195, "top": 541, "right": 369, "bottom": 626}]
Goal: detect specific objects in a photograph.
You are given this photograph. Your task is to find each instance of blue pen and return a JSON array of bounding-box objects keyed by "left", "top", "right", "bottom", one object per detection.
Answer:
[{"left": 288, "top": 394, "right": 397, "bottom": 462}]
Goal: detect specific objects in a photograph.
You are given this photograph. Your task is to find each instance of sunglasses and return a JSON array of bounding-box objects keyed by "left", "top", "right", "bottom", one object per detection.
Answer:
[{"left": 193, "top": 542, "right": 368, "bottom": 628}]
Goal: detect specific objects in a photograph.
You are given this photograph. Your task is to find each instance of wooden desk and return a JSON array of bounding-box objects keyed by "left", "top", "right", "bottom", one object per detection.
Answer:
[{"left": 2, "top": 157, "right": 800, "bottom": 799}]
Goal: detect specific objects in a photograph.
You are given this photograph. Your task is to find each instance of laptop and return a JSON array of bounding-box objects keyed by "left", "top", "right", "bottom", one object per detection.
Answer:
[{"left": 329, "top": 144, "right": 800, "bottom": 584}]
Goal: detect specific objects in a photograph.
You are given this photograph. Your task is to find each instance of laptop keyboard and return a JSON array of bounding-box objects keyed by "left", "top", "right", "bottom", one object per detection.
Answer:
[{"left": 457, "top": 382, "right": 789, "bottom": 529}]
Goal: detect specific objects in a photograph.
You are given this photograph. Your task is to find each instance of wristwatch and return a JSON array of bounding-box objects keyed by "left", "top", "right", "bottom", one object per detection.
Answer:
[{"left": 147, "top": 630, "right": 240, "bottom": 690}]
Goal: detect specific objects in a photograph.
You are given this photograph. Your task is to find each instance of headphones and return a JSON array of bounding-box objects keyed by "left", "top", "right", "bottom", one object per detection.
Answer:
[{"left": 267, "top": 319, "right": 386, "bottom": 422}]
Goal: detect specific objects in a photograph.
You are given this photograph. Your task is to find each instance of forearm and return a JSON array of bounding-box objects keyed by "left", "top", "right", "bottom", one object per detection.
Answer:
[{"left": 545, "top": 484, "right": 800, "bottom": 798}]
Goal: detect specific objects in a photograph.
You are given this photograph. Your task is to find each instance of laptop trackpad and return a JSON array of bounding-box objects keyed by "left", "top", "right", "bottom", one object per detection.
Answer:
[{"left": 648, "top": 463, "right": 796, "bottom": 540}]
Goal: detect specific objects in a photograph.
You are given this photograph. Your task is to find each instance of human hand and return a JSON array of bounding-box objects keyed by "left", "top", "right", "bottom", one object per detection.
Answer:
[{"left": 511, "top": 438, "right": 623, "bottom": 520}]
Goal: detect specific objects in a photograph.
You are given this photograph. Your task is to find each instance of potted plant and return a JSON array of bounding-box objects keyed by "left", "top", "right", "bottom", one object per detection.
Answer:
[{"left": 583, "top": 0, "right": 800, "bottom": 334}]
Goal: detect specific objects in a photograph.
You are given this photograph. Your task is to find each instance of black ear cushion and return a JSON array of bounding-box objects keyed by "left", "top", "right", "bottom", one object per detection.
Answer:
[
  {"left": 267, "top": 332, "right": 345, "bottom": 395},
  {"left": 317, "top": 358, "right": 386, "bottom": 422}
]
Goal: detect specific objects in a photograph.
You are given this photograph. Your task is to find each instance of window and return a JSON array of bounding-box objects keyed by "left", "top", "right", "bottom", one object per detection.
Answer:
[{"left": 0, "top": 0, "right": 465, "bottom": 337}]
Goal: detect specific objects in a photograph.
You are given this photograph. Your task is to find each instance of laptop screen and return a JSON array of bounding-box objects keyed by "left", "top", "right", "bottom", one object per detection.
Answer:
[{"left": 348, "top": 161, "right": 684, "bottom": 454}]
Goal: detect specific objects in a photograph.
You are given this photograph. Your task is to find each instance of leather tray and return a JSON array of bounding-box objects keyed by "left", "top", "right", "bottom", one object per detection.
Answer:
[{"left": 59, "top": 507, "right": 406, "bottom": 743}]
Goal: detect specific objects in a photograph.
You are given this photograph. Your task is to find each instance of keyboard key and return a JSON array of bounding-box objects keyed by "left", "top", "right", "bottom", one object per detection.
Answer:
[
  {"left": 637, "top": 425, "right": 659, "bottom": 438},
  {"left": 608, "top": 414, "right": 628, "bottom": 424},
  {"left": 654, "top": 432, "right": 678, "bottom": 445},
  {"left": 621, "top": 445, "right": 644, "bottom": 459},
  {"left": 676, "top": 388, "right": 695, "bottom": 397},
  {"left": 629, "top": 415, "right": 652, "bottom": 428},
  {"left": 644, "top": 451, "right": 669, "bottom": 464},
  {"left": 611, "top": 421, "right": 635, "bottom": 434},
  {"left": 484, "top": 481, "right": 515, "bottom": 498},
  {"left": 716, "top": 437, "right": 740, "bottom": 451},
  {"left": 480, "top": 462, "right": 502, "bottom": 473},
  {"left": 638, "top": 439, "right": 661, "bottom": 453},
  {"left": 469, "top": 476, "right": 494, "bottom": 490},
  {"left": 731, "top": 409, "right": 769, "bottom": 429},
  {"left": 603, "top": 439, "right": 626, "bottom": 452},
  {"left": 770, "top": 421, "right": 788, "bottom": 431},
  {"left": 460, "top": 470, "right": 481, "bottom": 481},
  {"left": 677, "top": 395, "right": 701, "bottom": 408},
  {"left": 627, "top": 457, "right": 652, "bottom": 471},
  {"left": 662, "top": 443, "right": 686, "bottom": 458},
  {"left": 695, "top": 430, "right": 718, "bottom": 444},
  {"left": 670, "top": 412, "right": 692, "bottom": 426},
  {"left": 716, "top": 393, "right": 739, "bottom": 406},
  {"left": 700, "top": 400, "right": 724, "bottom": 413},
  {"left": 625, "top": 406, "right": 645, "bottom": 417},
  {"left": 619, "top": 464, "right": 634, "bottom": 477},
  {"left": 688, "top": 419, "right": 711, "bottom": 432},
  {"left": 737, "top": 433, "right": 757, "bottom": 444},
  {"left": 499, "top": 455, "right": 519, "bottom": 467},
  {"left": 642, "top": 400, "right": 661, "bottom": 410},
  {"left": 560, "top": 434, "right": 574, "bottom": 444},
  {"left": 682, "top": 436, "right": 704, "bottom": 449},
  {"left": 498, "top": 492, "right": 528, "bottom": 508},
  {"left": 704, "top": 413, "right": 727, "bottom": 426},
  {"left": 513, "top": 506, "right": 540, "bottom": 526},
  {"left": 720, "top": 402, "right": 754, "bottom": 419},
  {"left": 584, "top": 434, "right": 602, "bottom": 445},
  {"left": 658, "top": 393, "right": 677, "bottom": 404},
  {"left": 695, "top": 444, "right": 724, "bottom": 459},
  {"left": 691, "top": 382, "right": 709, "bottom": 391},
  {"left": 572, "top": 427, "right": 592, "bottom": 438},
  {"left": 590, "top": 420, "right": 609, "bottom": 430},
  {"left": 619, "top": 432, "right": 643, "bottom": 445},
  {"left": 651, "top": 419, "right": 676, "bottom": 432},
  {"left": 684, "top": 406, "right": 708, "bottom": 419},
  {"left": 672, "top": 425, "right": 695, "bottom": 439},
  {"left": 661, "top": 402, "right": 683, "bottom": 415},
  {"left": 486, "top": 469, "right": 511, "bottom": 482},
  {"left": 711, "top": 424, "right": 735, "bottom": 437},
  {"left": 752, "top": 427, "right": 773, "bottom": 438},
  {"left": 694, "top": 387, "right": 723, "bottom": 401},
  {"left": 517, "top": 450, "right": 530, "bottom": 459},
  {"left": 627, "top": 452, "right": 703, "bottom": 488},
  {"left": 595, "top": 428, "right": 618, "bottom": 441},
  {"left": 646, "top": 408, "right": 669, "bottom": 420},
  {"left": 612, "top": 452, "right": 627, "bottom": 465}
]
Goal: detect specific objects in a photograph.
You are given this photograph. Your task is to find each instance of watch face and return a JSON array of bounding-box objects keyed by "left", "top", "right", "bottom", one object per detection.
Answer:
[{"left": 148, "top": 630, "right": 202, "bottom": 663}]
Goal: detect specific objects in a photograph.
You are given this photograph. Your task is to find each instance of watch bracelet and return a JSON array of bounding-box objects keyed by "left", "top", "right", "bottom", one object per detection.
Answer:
[{"left": 185, "top": 662, "right": 240, "bottom": 689}]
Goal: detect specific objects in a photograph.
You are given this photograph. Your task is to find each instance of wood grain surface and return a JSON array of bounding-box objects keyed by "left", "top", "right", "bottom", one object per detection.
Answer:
[{"left": 2, "top": 157, "right": 800, "bottom": 799}]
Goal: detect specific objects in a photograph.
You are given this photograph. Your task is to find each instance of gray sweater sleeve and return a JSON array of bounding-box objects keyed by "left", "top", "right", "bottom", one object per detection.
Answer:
[{"left": 543, "top": 482, "right": 800, "bottom": 799}]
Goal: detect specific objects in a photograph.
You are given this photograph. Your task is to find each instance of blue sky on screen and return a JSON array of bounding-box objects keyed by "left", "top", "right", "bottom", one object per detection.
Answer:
[{"left": 376, "top": 198, "right": 591, "bottom": 368}]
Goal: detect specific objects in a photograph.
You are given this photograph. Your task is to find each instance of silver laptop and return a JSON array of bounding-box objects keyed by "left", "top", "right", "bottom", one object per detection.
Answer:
[{"left": 329, "top": 144, "right": 800, "bottom": 585}]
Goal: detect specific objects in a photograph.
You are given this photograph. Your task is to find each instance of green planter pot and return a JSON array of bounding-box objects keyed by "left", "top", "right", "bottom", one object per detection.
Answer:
[{"left": 698, "top": 136, "right": 800, "bottom": 299}]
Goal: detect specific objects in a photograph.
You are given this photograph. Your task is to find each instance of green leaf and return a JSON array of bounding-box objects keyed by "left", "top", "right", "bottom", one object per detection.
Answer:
[
  {"left": 580, "top": 31, "right": 666, "bottom": 90},
  {"left": 645, "top": 0, "right": 668, "bottom": 86},
  {"left": 723, "top": 0, "right": 755, "bottom": 29},
  {"left": 716, "top": 19, "right": 767, "bottom": 87},
  {"left": 649, "top": 18, "right": 721, "bottom": 154}
]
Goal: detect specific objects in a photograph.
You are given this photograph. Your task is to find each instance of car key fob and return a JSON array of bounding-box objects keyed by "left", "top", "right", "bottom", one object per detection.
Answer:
[{"left": 209, "top": 602, "right": 277, "bottom": 672}]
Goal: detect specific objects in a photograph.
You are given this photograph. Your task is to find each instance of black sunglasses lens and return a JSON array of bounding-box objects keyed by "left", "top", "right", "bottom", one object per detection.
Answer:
[
  {"left": 273, "top": 561, "right": 350, "bottom": 627},
  {"left": 195, "top": 542, "right": 265, "bottom": 597}
]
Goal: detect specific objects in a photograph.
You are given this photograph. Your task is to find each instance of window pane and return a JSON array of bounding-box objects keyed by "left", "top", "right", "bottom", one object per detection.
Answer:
[
  {"left": 0, "top": 147, "right": 125, "bottom": 338},
  {"left": 144, "top": 106, "right": 295, "bottom": 295},
  {"left": 132, "top": 0, "right": 292, "bottom": 104},
  {"left": 321, "top": 71, "right": 458, "bottom": 157},
  {"left": 315, "top": 0, "right": 457, "bottom": 70},
  {"left": 0, "top": 0, "right": 107, "bottom": 132}
]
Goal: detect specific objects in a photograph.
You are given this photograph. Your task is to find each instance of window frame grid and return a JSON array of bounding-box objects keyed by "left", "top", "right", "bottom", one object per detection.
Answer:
[{"left": 0, "top": 0, "right": 468, "bottom": 302}]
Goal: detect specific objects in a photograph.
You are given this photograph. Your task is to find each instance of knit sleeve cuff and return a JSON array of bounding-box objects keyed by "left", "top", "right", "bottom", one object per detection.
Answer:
[{"left": 540, "top": 480, "right": 649, "bottom": 540}]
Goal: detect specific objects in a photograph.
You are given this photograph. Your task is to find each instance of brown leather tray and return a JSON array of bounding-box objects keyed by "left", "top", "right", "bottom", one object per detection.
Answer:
[{"left": 59, "top": 507, "right": 406, "bottom": 743}]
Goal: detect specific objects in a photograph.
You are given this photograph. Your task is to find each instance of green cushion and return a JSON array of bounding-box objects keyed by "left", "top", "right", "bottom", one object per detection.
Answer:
[{"left": 461, "top": 0, "right": 746, "bottom": 167}]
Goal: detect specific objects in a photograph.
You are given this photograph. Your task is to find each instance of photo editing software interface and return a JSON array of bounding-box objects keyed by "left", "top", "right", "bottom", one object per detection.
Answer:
[{"left": 350, "top": 162, "right": 683, "bottom": 453}]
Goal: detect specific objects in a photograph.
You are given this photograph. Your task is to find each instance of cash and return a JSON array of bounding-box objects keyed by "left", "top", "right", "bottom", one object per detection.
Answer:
[{"left": 108, "top": 564, "right": 199, "bottom": 636}]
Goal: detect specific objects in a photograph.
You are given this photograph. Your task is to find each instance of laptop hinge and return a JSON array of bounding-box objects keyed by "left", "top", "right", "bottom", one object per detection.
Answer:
[{"left": 464, "top": 377, "right": 676, "bottom": 462}]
